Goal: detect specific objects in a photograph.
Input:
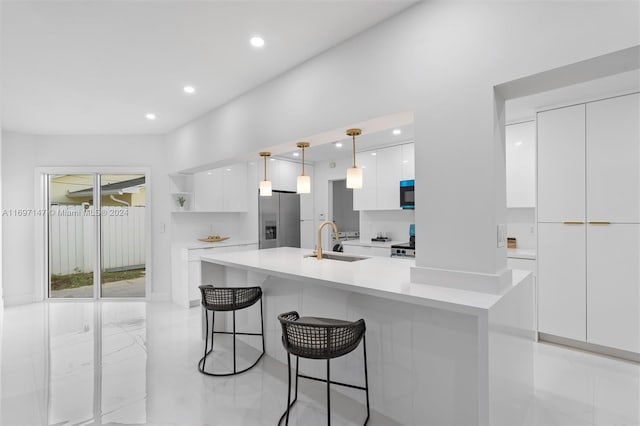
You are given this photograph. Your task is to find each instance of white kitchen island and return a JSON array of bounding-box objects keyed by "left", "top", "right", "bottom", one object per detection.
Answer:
[{"left": 200, "top": 247, "right": 534, "bottom": 426}]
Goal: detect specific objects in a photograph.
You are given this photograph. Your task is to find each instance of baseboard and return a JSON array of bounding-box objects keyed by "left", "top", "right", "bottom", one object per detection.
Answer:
[
  {"left": 149, "top": 292, "right": 170, "bottom": 302},
  {"left": 3, "top": 294, "right": 37, "bottom": 307},
  {"left": 539, "top": 332, "right": 640, "bottom": 363}
]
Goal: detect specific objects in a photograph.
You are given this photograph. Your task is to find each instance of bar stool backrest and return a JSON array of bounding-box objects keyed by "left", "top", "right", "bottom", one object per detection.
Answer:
[{"left": 278, "top": 311, "right": 366, "bottom": 360}]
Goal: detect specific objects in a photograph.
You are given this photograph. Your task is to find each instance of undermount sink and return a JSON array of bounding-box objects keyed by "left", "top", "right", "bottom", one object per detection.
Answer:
[{"left": 304, "top": 253, "right": 369, "bottom": 262}]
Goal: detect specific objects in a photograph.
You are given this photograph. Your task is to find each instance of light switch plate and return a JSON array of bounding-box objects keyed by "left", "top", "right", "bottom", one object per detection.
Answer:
[{"left": 497, "top": 224, "right": 506, "bottom": 248}]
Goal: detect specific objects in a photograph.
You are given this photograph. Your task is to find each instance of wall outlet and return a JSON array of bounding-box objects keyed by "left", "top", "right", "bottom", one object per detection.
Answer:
[{"left": 497, "top": 224, "right": 506, "bottom": 248}]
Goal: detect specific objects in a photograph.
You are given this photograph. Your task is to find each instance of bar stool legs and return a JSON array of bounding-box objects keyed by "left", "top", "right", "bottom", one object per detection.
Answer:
[
  {"left": 198, "top": 297, "right": 265, "bottom": 377},
  {"left": 278, "top": 339, "right": 369, "bottom": 426}
]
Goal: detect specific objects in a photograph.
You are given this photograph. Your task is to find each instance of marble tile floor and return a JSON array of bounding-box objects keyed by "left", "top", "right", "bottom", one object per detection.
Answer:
[{"left": 0, "top": 301, "right": 638, "bottom": 426}]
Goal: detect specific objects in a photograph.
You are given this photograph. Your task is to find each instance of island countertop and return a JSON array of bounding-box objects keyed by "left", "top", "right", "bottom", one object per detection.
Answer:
[{"left": 200, "top": 247, "right": 530, "bottom": 316}]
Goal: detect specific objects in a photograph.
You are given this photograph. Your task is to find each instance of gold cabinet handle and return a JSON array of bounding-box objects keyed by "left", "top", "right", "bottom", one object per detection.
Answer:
[
  {"left": 588, "top": 221, "right": 611, "bottom": 225},
  {"left": 563, "top": 221, "right": 585, "bottom": 225}
]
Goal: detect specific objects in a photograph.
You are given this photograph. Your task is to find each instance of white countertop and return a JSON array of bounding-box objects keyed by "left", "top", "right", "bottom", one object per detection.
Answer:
[
  {"left": 200, "top": 247, "right": 530, "bottom": 316},
  {"left": 178, "top": 240, "right": 259, "bottom": 250},
  {"left": 507, "top": 248, "right": 536, "bottom": 260},
  {"left": 340, "top": 239, "right": 406, "bottom": 248}
]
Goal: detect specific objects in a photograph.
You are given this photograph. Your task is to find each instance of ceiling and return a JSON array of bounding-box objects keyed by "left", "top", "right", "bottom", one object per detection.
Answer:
[{"left": 1, "top": 0, "right": 416, "bottom": 135}]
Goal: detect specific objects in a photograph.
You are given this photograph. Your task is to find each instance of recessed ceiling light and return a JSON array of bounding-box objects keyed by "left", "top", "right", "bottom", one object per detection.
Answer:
[
  {"left": 515, "top": 141, "right": 523, "bottom": 147},
  {"left": 183, "top": 86, "right": 196, "bottom": 94},
  {"left": 226, "top": 168, "right": 232, "bottom": 172},
  {"left": 270, "top": 158, "right": 275, "bottom": 162},
  {"left": 145, "top": 113, "right": 156, "bottom": 120},
  {"left": 292, "top": 152, "right": 299, "bottom": 157},
  {"left": 392, "top": 129, "right": 402, "bottom": 135},
  {"left": 335, "top": 142, "right": 343, "bottom": 148},
  {"left": 371, "top": 152, "right": 377, "bottom": 156},
  {"left": 250, "top": 36, "right": 265, "bottom": 48}
]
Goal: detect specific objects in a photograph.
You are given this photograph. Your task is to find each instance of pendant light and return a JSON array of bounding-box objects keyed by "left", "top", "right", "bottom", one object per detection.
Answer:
[
  {"left": 296, "top": 142, "right": 311, "bottom": 194},
  {"left": 346, "top": 128, "right": 363, "bottom": 189},
  {"left": 259, "top": 152, "right": 272, "bottom": 196}
]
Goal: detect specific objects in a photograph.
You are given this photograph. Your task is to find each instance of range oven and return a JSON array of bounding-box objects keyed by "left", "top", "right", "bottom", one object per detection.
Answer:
[{"left": 400, "top": 179, "right": 415, "bottom": 209}]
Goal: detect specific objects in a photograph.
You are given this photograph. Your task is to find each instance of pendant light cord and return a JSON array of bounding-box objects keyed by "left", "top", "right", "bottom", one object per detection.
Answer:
[
  {"left": 263, "top": 155, "right": 267, "bottom": 181},
  {"left": 352, "top": 133, "right": 357, "bottom": 168},
  {"left": 301, "top": 146, "right": 305, "bottom": 176}
]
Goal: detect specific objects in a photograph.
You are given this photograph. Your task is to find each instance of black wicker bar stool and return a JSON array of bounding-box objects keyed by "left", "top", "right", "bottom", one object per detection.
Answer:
[
  {"left": 277, "top": 311, "right": 370, "bottom": 426},
  {"left": 198, "top": 285, "right": 265, "bottom": 376}
]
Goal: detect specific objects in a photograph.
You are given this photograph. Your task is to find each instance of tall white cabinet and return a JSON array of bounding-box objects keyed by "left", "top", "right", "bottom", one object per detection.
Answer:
[{"left": 537, "top": 93, "right": 640, "bottom": 354}]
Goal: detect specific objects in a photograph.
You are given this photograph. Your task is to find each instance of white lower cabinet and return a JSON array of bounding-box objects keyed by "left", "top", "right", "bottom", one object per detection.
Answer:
[
  {"left": 587, "top": 224, "right": 640, "bottom": 353},
  {"left": 538, "top": 223, "right": 586, "bottom": 341},
  {"left": 176, "top": 243, "right": 259, "bottom": 308}
]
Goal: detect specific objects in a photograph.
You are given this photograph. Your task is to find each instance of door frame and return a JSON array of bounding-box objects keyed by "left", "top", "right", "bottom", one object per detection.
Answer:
[{"left": 35, "top": 167, "right": 152, "bottom": 301}]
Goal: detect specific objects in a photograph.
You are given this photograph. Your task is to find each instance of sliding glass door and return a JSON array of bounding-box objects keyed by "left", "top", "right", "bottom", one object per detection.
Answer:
[
  {"left": 47, "top": 173, "right": 146, "bottom": 299},
  {"left": 99, "top": 174, "right": 146, "bottom": 298}
]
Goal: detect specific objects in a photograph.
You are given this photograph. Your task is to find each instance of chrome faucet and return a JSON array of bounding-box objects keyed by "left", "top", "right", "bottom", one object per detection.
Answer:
[{"left": 315, "top": 221, "right": 339, "bottom": 260}]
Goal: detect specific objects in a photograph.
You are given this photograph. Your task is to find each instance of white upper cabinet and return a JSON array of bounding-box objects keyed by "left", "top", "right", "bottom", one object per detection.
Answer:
[
  {"left": 537, "top": 104, "right": 586, "bottom": 222},
  {"left": 193, "top": 162, "right": 248, "bottom": 212},
  {"left": 353, "top": 143, "right": 412, "bottom": 211},
  {"left": 194, "top": 169, "right": 223, "bottom": 211},
  {"left": 586, "top": 93, "right": 640, "bottom": 223},
  {"left": 401, "top": 143, "right": 415, "bottom": 181},
  {"left": 376, "top": 145, "right": 402, "bottom": 211},
  {"left": 506, "top": 121, "right": 536, "bottom": 208},
  {"left": 272, "top": 159, "right": 298, "bottom": 192},
  {"left": 222, "top": 162, "right": 247, "bottom": 212},
  {"left": 353, "top": 150, "right": 377, "bottom": 211}
]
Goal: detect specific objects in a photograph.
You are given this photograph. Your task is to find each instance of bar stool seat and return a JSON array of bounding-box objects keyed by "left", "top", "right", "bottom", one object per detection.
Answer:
[
  {"left": 198, "top": 285, "right": 265, "bottom": 377},
  {"left": 278, "top": 311, "right": 370, "bottom": 425}
]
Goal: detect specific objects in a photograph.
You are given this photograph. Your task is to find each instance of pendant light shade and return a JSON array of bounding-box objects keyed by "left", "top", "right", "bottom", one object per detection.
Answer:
[
  {"left": 296, "top": 142, "right": 311, "bottom": 194},
  {"left": 259, "top": 152, "right": 272, "bottom": 196},
  {"left": 346, "top": 128, "right": 363, "bottom": 189},
  {"left": 297, "top": 175, "right": 311, "bottom": 193},
  {"left": 346, "top": 167, "right": 363, "bottom": 189}
]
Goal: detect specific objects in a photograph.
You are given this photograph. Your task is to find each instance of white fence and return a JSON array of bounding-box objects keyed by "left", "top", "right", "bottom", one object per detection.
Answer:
[{"left": 49, "top": 205, "right": 145, "bottom": 275}]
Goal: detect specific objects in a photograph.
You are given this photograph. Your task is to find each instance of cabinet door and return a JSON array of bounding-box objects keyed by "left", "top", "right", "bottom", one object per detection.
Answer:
[
  {"left": 587, "top": 93, "right": 640, "bottom": 223},
  {"left": 273, "top": 159, "right": 298, "bottom": 192},
  {"left": 222, "top": 162, "right": 247, "bottom": 212},
  {"left": 188, "top": 260, "right": 202, "bottom": 304},
  {"left": 537, "top": 105, "right": 585, "bottom": 222},
  {"left": 587, "top": 224, "right": 640, "bottom": 353},
  {"left": 193, "top": 169, "right": 223, "bottom": 212},
  {"left": 401, "top": 143, "right": 415, "bottom": 181},
  {"left": 506, "top": 121, "right": 536, "bottom": 208},
  {"left": 376, "top": 145, "right": 402, "bottom": 211},
  {"left": 538, "top": 223, "right": 586, "bottom": 341},
  {"left": 352, "top": 151, "right": 377, "bottom": 210}
]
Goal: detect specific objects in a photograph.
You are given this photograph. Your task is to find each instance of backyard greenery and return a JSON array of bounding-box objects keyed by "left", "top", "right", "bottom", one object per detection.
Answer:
[{"left": 51, "top": 269, "right": 145, "bottom": 290}]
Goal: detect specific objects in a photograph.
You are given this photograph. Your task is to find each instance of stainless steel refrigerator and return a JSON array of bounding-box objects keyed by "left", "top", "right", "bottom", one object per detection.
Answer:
[{"left": 259, "top": 191, "right": 301, "bottom": 249}]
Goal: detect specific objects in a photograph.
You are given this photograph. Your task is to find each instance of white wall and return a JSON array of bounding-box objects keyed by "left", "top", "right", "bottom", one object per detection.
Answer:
[
  {"left": 166, "top": 1, "right": 639, "bottom": 291},
  {"left": 1, "top": 131, "right": 170, "bottom": 305}
]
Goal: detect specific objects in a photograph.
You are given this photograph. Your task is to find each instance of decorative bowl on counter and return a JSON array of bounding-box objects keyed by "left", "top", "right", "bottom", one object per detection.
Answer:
[{"left": 198, "top": 236, "right": 230, "bottom": 243}]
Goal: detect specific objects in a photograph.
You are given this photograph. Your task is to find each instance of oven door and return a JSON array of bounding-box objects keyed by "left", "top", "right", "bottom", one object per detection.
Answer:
[{"left": 400, "top": 180, "right": 415, "bottom": 209}]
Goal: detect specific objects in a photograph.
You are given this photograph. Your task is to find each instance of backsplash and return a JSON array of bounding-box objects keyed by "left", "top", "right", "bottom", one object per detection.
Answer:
[
  {"left": 171, "top": 212, "right": 255, "bottom": 245},
  {"left": 507, "top": 207, "right": 536, "bottom": 250},
  {"left": 359, "top": 210, "right": 415, "bottom": 242}
]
